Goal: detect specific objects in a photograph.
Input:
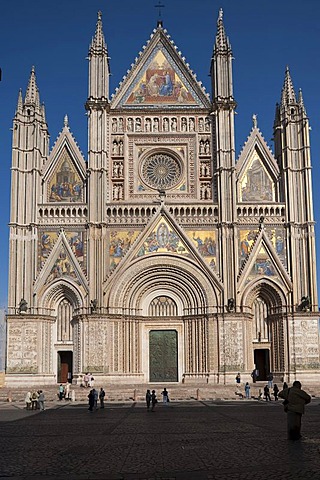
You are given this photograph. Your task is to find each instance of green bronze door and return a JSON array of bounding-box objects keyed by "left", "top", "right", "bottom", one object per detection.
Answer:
[{"left": 149, "top": 330, "right": 178, "bottom": 382}]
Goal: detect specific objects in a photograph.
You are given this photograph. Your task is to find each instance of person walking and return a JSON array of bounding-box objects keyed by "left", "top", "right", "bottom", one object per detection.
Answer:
[
  {"left": 264, "top": 384, "right": 272, "bottom": 401},
  {"left": 235, "top": 373, "right": 241, "bottom": 385},
  {"left": 279, "top": 381, "right": 311, "bottom": 441},
  {"left": 151, "top": 390, "right": 157, "bottom": 412},
  {"left": 273, "top": 384, "right": 279, "bottom": 401},
  {"left": 146, "top": 389, "right": 151, "bottom": 411},
  {"left": 99, "top": 388, "right": 105, "bottom": 409},
  {"left": 161, "top": 387, "right": 169, "bottom": 405},
  {"left": 65, "top": 382, "right": 71, "bottom": 401},
  {"left": 244, "top": 382, "right": 250, "bottom": 399},
  {"left": 38, "top": 390, "right": 45, "bottom": 411},
  {"left": 25, "top": 391, "right": 32, "bottom": 410}
]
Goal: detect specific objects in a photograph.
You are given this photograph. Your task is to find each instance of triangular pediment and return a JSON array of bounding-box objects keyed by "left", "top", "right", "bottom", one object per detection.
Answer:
[
  {"left": 42, "top": 123, "right": 86, "bottom": 203},
  {"left": 34, "top": 230, "right": 88, "bottom": 293},
  {"left": 111, "top": 27, "right": 210, "bottom": 109},
  {"left": 236, "top": 128, "right": 280, "bottom": 203},
  {"left": 237, "top": 228, "right": 291, "bottom": 291},
  {"left": 106, "top": 206, "right": 222, "bottom": 289}
]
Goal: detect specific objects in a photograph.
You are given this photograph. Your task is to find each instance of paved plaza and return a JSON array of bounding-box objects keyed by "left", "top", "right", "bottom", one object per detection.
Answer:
[{"left": 0, "top": 399, "right": 320, "bottom": 479}]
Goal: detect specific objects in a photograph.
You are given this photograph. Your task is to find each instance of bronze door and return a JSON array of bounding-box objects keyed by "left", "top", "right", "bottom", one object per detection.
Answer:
[{"left": 149, "top": 330, "right": 178, "bottom": 382}]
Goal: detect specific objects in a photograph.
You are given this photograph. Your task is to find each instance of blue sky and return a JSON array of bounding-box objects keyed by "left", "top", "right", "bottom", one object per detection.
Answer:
[{"left": 1, "top": 0, "right": 320, "bottom": 308}]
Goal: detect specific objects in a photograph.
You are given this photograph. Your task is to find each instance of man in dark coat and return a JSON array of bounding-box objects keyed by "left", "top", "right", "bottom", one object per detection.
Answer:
[{"left": 279, "top": 381, "right": 311, "bottom": 440}]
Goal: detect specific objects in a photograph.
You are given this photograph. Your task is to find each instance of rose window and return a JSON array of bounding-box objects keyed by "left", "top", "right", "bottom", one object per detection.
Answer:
[{"left": 141, "top": 153, "right": 182, "bottom": 190}]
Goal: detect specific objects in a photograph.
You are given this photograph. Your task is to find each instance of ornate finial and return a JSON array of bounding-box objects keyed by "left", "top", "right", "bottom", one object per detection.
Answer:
[
  {"left": 155, "top": 1, "right": 165, "bottom": 27},
  {"left": 64, "top": 114, "right": 69, "bottom": 127},
  {"left": 218, "top": 8, "right": 223, "bottom": 21},
  {"left": 97, "top": 11, "right": 102, "bottom": 21},
  {"left": 252, "top": 113, "right": 258, "bottom": 128}
]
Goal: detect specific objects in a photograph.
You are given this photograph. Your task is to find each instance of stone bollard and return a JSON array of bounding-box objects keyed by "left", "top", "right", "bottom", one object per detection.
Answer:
[
  {"left": 133, "top": 389, "right": 137, "bottom": 401},
  {"left": 7, "top": 391, "right": 12, "bottom": 402},
  {"left": 71, "top": 390, "right": 76, "bottom": 402},
  {"left": 196, "top": 388, "right": 200, "bottom": 400}
]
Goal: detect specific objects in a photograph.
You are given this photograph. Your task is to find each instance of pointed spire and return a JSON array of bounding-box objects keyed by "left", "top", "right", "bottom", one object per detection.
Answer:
[
  {"left": 16, "top": 88, "right": 23, "bottom": 113},
  {"left": 24, "top": 66, "right": 40, "bottom": 106},
  {"left": 90, "top": 11, "right": 107, "bottom": 53},
  {"left": 64, "top": 114, "right": 69, "bottom": 128},
  {"left": 281, "top": 66, "right": 296, "bottom": 106},
  {"left": 214, "top": 8, "right": 230, "bottom": 52}
]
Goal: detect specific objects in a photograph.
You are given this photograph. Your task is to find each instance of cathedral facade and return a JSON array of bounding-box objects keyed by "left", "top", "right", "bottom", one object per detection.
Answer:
[{"left": 6, "top": 12, "right": 320, "bottom": 386}]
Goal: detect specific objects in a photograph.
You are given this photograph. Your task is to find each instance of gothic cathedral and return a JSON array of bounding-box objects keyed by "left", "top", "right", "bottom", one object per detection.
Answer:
[{"left": 6, "top": 11, "right": 320, "bottom": 386}]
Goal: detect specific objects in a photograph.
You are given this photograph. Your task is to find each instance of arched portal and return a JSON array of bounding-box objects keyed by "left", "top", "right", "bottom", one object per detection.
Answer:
[
  {"left": 105, "top": 255, "right": 220, "bottom": 382},
  {"left": 41, "top": 280, "right": 84, "bottom": 383},
  {"left": 242, "top": 280, "right": 287, "bottom": 381}
]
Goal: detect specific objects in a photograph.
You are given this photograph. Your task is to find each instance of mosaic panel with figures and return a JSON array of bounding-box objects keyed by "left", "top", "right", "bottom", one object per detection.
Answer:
[
  {"left": 39, "top": 230, "right": 86, "bottom": 272},
  {"left": 124, "top": 49, "right": 197, "bottom": 106},
  {"left": 239, "top": 229, "right": 259, "bottom": 269},
  {"left": 109, "top": 230, "right": 140, "bottom": 272},
  {"left": 136, "top": 220, "right": 191, "bottom": 259},
  {"left": 246, "top": 246, "right": 278, "bottom": 284},
  {"left": 48, "top": 150, "right": 83, "bottom": 202},
  {"left": 186, "top": 230, "right": 217, "bottom": 271},
  {"left": 239, "top": 156, "right": 275, "bottom": 202},
  {"left": 45, "top": 247, "right": 81, "bottom": 285},
  {"left": 265, "top": 227, "right": 287, "bottom": 268}
]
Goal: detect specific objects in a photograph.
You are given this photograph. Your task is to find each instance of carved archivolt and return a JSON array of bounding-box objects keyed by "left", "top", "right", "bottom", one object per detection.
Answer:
[
  {"left": 107, "top": 255, "right": 218, "bottom": 314},
  {"left": 241, "top": 278, "right": 287, "bottom": 312},
  {"left": 41, "top": 280, "right": 85, "bottom": 312}
]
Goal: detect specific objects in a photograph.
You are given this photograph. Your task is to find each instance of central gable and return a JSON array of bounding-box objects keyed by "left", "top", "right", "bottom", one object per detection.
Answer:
[{"left": 111, "top": 27, "right": 210, "bottom": 110}]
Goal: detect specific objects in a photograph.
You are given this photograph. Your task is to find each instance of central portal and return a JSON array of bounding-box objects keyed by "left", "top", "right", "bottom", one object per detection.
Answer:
[{"left": 149, "top": 330, "right": 178, "bottom": 382}]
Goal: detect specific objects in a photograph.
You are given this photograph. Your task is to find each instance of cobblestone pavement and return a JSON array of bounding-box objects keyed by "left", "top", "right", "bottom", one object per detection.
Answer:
[{"left": 1, "top": 399, "right": 320, "bottom": 479}]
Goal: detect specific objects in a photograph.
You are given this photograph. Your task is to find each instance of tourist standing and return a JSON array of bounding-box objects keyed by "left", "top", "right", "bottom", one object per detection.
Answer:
[
  {"left": 99, "top": 388, "right": 105, "bottom": 409},
  {"left": 161, "top": 387, "right": 169, "bottom": 404},
  {"left": 236, "top": 373, "right": 241, "bottom": 385},
  {"left": 25, "top": 391, "right": 32, "bottom": 410},
  {"left": 88, "top": 389, "right": 95, "bottom": 412},
  {"left": 58, "top": 384, "right": 64, "bottom": 401},
  {"left": 151, "top": 390, "right": 157, "bottom": 411},
  {"left": 244, "top": 382, "right": 250, "bottom": 399},
  {"left": 279, "top": 381, "right": 311, "bottom": 441},
  {"left": 38, "top": 390, "right": 45, "bottom": 411},
  {"left": 273, "top": 384, "right": 279, "bottom": 401},
  {"left": 146, "top": 389, "right": 151, "bottom": 411},
  {"left": 31, "top": 391, "right": 38, "bottom": 410}
]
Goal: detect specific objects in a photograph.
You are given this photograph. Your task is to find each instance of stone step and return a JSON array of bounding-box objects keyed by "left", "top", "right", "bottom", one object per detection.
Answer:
[{"left": 1, "top": 383, "right": 319, "bottom": 403}]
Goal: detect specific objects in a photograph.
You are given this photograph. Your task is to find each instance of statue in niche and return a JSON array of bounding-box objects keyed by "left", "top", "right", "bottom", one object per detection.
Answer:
[
  {"left": 163, "top": 118, "right": 169, "bottom": 131},
  {"left": 145, "top": 118, "right": 151, "bottom": 132},
  {"left": 199, "top": 118, "right": 204, "bottom": 132},
  {"left": 227, "top": 298, "right": 235, "bottom": 312},
  {"left": 91, "top": 299, "right": 98, "bottom": 313},
  {"left": 118, "top": 118, "right": 123, "bottom": 131},
  {"left": 153, "top": 118, "right": 159, "bottom": 132},
  {"left": 119, "top": 140, "right": 123, "bottom": 156},
  {"left": 171, "top": 118, "right": 177, "bottom": 131},
  {"left": 181, "top": 117, "right": 187, "bottom": 132},
  {"left": 189, "top": 118, "right": 195, "bottom": 131},
  {"left": 19, "top": 298, "right": 28, "bottom": 313},
  {"left": 112, "top": 118, "right": 117, "bottom": 133},
  {"left": 127, "top": 118, "right": 133, "bottom": 132}
]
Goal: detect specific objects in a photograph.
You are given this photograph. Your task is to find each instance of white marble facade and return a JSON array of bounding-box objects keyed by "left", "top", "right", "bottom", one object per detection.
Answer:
[{"left": 5, "top": 12, "right": 320, "bottom": 386}]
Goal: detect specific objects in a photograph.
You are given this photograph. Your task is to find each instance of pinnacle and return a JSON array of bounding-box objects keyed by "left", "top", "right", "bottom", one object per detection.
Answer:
[
  {"left": 281, "top": 66, "right": 296, "bottom": 105},
  {"left": 214, "top": 8, "right": 230, "bottom": 52},
  {"left": 24, "top": 66, "right": 40, "bottom": 106},
  {"left": 90, "top": 10, "right": 107, "bottom": 53}
]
